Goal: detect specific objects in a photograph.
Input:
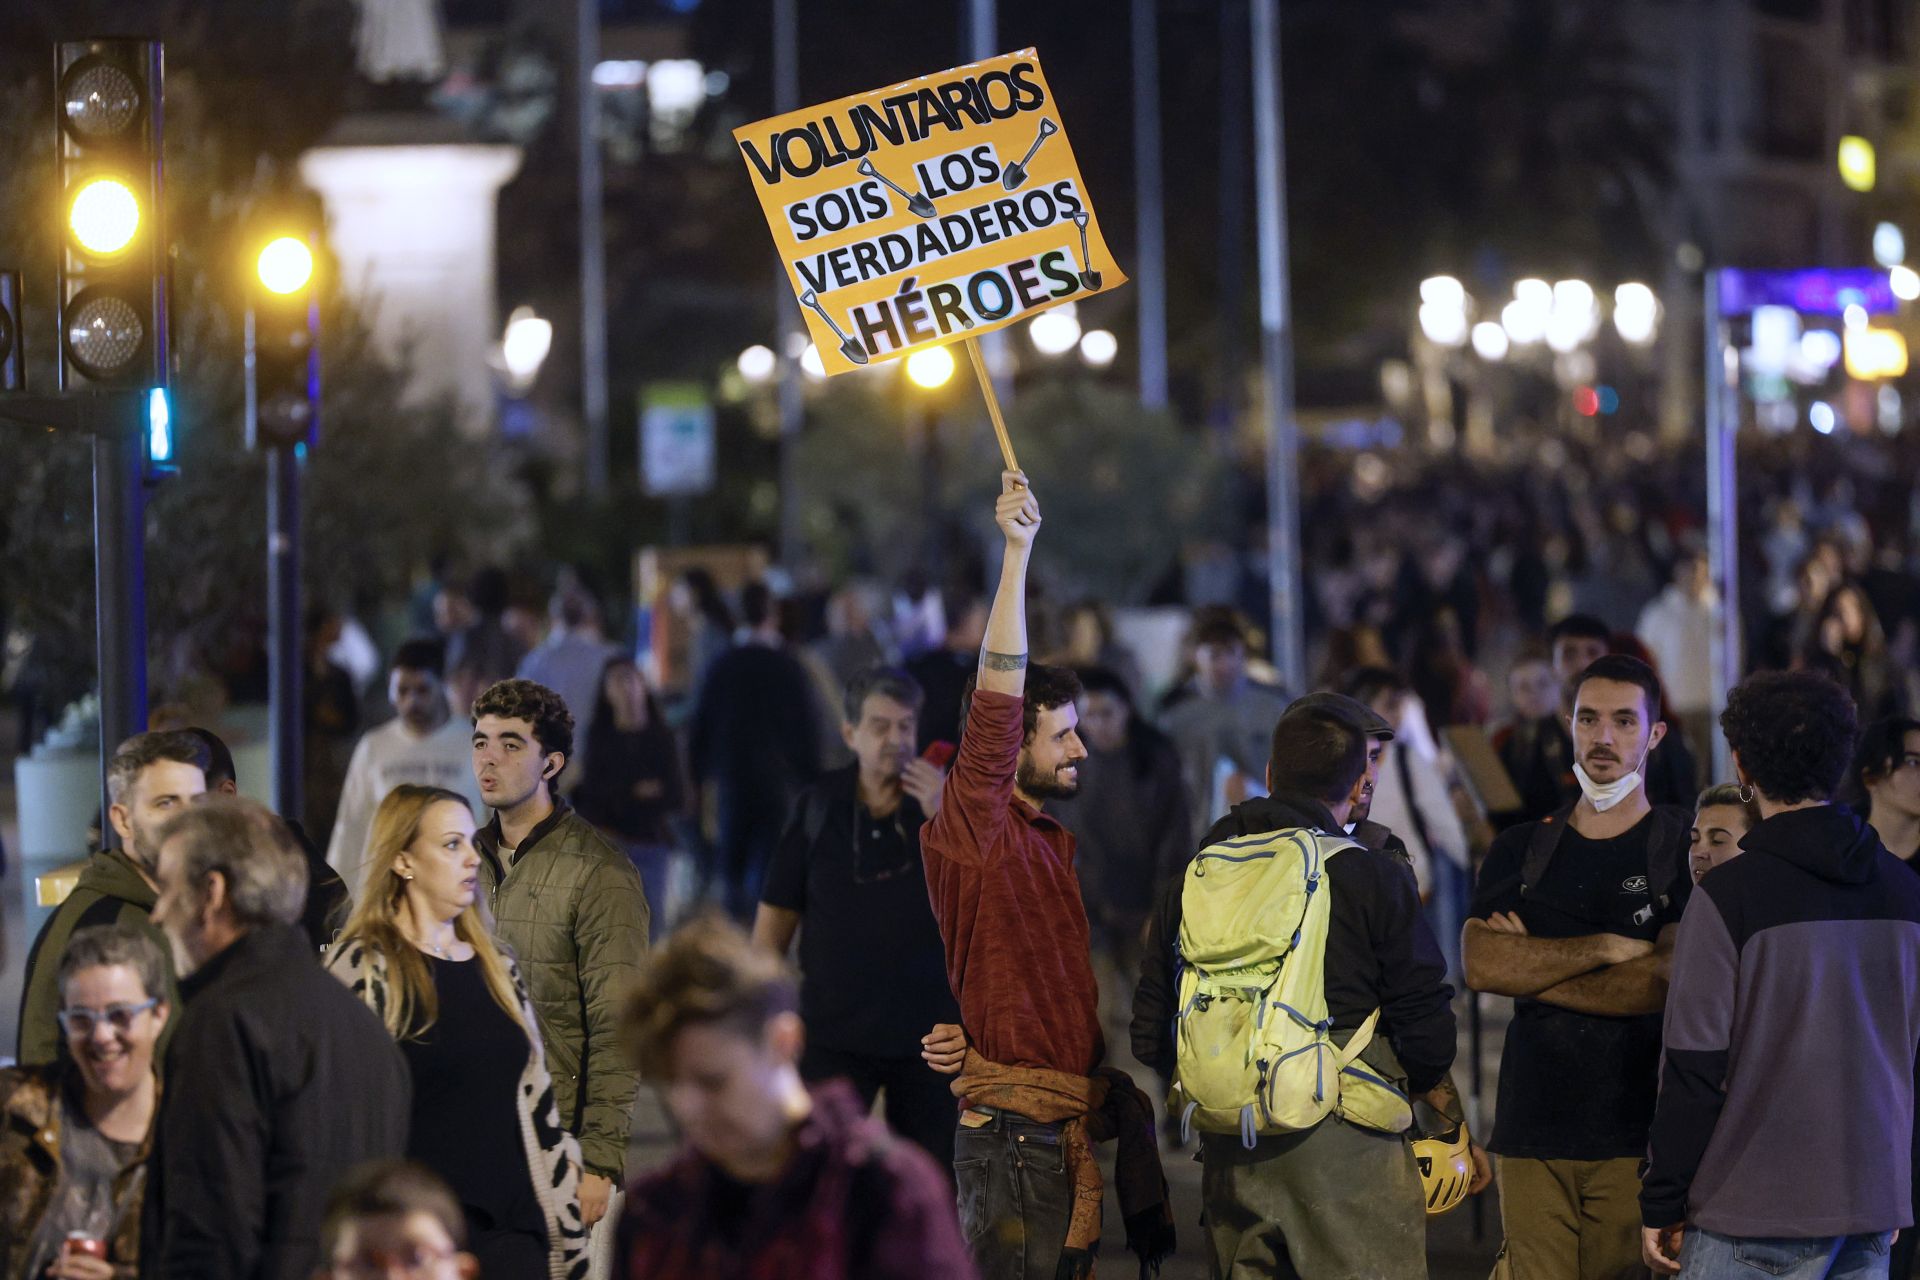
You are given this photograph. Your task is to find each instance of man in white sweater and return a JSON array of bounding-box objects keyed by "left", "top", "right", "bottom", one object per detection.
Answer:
[{"left": 325, "top": 637, "right": 485, "bottom": 896}]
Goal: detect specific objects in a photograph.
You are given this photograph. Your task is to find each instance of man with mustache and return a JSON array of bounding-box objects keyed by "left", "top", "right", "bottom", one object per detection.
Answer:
[
  {"left": 752, "top": 666, "right": 959, "bottom": 1166},
  {"left": 1464, "top": 653, "right": 1695, "bottom": 1279}
]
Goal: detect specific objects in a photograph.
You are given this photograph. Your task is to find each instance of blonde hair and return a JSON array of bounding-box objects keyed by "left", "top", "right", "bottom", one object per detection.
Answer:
[{"left": 335, "top": 785, "right": 522, "bottom": 1038}]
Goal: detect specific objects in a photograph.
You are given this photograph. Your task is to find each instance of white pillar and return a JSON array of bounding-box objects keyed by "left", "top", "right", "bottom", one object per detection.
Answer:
[{"left": 299, "top": 142, "right": 523, "bottom": 432}]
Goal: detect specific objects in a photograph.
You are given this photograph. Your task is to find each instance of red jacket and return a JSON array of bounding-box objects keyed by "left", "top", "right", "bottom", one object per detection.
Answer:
[
  {"left": 616, "top": 1082, "right": 973, "bottom": 1280},
  {"left": 921, "top": 689, "right": 1102, "bottom": 1075}
]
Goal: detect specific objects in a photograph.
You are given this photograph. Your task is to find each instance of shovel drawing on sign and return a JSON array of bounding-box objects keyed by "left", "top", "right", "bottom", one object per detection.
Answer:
[
  {"left": 857, "top": 159, "right": 937, "bottom": 218},
  {"left": 1001, "top": 118, "right": 1058, "bottom": 190},
  {"left": 799, "top": 289, "right": 870, "bottom": 365},
  {"left": 1071, "top": 210, "right": 1102, "bottom": 291}
]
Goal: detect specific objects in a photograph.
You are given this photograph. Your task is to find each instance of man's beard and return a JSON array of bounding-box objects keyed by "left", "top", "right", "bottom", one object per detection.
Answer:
[
  {"left": 124, "top": 821, "right": 159, "bottom": 873},
  {"left": 1350, "top": 792, "right": 1373, "bottom": 826},
  {"left": 1017, "top": 757, "right": 1081, "bottom": 800}
]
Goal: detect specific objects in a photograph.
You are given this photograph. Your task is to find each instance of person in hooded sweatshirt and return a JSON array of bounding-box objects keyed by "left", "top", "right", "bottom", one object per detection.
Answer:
[{"left": 1642, "top": 671, "right": 1920, "bottom": 1278}]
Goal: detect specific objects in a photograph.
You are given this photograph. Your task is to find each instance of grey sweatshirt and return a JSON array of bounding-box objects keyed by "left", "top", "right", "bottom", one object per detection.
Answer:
[{"left": 1643, "top": 805, "right": 1920, "bottom": 1236}]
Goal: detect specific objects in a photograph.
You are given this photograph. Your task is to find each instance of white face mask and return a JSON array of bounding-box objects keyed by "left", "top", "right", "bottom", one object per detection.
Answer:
[{"left": 1573, "top": 740, "right": 1650, "bottom": 812}]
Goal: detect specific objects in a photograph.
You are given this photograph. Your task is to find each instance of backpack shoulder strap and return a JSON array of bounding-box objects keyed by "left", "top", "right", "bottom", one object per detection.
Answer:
[
  {"left": 1521, "top": 804, "right": 1578, "bottom": 896},
  {"left": 1644, "top": 805, "right": 1692, "bottom": 913}
]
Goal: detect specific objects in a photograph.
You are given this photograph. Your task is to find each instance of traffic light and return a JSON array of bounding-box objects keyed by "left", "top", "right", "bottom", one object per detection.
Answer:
[
  {"left": 55, "top": 40, "right": 167, "bottom": 393},
  {"left": 0, "top": 270, "right": 20, "bottom": 392},
  {"left": 246, "top": 234, "right": 318, "bottom": 451}
]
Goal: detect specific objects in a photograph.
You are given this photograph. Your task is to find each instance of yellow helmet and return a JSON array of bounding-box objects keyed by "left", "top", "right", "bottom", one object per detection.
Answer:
[{"left": 1411, "top": 1105, "right": 1473, "bottom": 1217}]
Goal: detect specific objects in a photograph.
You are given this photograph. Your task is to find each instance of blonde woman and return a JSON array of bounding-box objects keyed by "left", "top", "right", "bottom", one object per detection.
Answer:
[{"left": 325, "top": 785, "right": 588, "bottom": 1279}]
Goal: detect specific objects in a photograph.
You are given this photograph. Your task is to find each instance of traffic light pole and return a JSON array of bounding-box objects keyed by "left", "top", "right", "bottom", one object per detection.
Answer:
[
  {"left": 94, "top": 422, "right": 148, "bottom": 793},
  {"left": 266, "top": 446, "right": 302, "bottom": 822}
]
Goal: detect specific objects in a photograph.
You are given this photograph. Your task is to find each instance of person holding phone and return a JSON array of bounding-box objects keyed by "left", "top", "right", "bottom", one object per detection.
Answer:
[{"left": 751, "top": 666, "right": 958, "bottom": 1167}]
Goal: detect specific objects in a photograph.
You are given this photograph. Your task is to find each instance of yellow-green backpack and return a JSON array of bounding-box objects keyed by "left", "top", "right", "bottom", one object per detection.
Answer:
[{"left": 1169, "top": 827, "right": 1409, "bottom": 1147}]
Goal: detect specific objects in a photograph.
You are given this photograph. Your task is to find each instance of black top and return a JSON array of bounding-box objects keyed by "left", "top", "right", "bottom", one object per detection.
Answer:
[
  {"left": 402, "top": 955, "right": 543, "bottom": 1237},
  {"left": 905, "top": 649, "right": 973, "bottom": 752},
  {"left": 1470, "top": 812, "right": 1692, "bottom": 1160},
  {"left": 688, "top": 643, "right": 821, "bottom": 791},
  {"left": 145, "top": 924, "right": 410, "bottom": 1280},
  {"left": 575, "top": 720, "right": 686, "bottom": 846},
  {"left": 760, "top": 766, "right": 960, "bottom": 1057}
]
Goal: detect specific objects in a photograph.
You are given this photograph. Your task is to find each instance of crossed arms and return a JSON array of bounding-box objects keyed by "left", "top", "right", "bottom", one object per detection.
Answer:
[{"left": 1462, "top": 912, "right": 1678, "bottom": 1016}]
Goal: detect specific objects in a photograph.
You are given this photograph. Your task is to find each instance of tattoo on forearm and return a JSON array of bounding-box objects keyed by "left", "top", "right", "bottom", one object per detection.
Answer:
[
  {"left": 1427, "top": 1075, "right": 1466, "bottom": 1126},
  {"left": 981, "top": 649, "right": 1029, "bottom": 671}
]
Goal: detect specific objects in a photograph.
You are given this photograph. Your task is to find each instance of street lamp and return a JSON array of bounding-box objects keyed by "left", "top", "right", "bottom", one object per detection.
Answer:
[
  {"left": 1470, "top": 321, "right": 1509, "bottom": 361},
  {"left": 906, "top": 345, "right": 956, "bottom": 388},
  {"left": 737, "top": 343, "right": 776, "bottom": 384},
  {"left": 799, "top": 342, "right": 826, "bottom": 381},
  {"left": 1839, "top": 135, "right": 1877, "bottom": 193},
  {"left": 1079, "top": 328, "right": 1118, "bottom": 367},
  {"left": 1614, "top": 282, "right": 1659, "bottom": 344},
  {"left": 1028, "top": 307, "right": 1082, "bottom": 356},
  {"left": 500, "top": 306, "right": 552, "bottom": 390}
]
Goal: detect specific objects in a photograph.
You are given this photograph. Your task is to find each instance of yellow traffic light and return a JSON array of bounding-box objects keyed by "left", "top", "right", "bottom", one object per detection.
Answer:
[
  {"left": 67, "top": 176, "right": 140, "bottom": 256},
  {"left": 256, "top": 236, "right": 314, "bottom": 295},
  {"left": 906, "top": 345, "right": 956, "bottom": 389},
  {"left": 1839, "top": 135, "right": 1877, "bottom": 193}
]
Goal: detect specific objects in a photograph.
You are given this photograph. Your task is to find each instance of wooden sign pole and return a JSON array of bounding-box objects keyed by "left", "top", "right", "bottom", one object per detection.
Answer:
[{"left": 962, "top": 336, "right": 1020, "bottom": 473}]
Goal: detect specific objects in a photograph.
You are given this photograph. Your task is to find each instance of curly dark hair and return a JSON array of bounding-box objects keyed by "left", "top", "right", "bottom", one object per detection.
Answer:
[
  {"left": 1721, "top": 671, "right": 1859, "bottom": 805},
  {"left": 471, "top": 678, "right": 576, "bottom": 777},
  {"left": 1845, "top": 714, "right": 1920, "bottom": 809},
  {"left": 959, "top": 664, "right": 1084, "bottom": 743}
]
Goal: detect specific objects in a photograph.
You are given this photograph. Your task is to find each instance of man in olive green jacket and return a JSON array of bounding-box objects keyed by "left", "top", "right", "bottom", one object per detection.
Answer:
[
  {"left": 16, "top": 731, "right": 207, "bottom": 1064},
  {"left": 471, "top": 678, "right": 650, "bottom": 1266}
]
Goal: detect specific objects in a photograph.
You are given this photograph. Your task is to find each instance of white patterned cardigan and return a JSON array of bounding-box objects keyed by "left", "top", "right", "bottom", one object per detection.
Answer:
[{"left": 324, "top": 938, "right": 593, "bottom": 1280}]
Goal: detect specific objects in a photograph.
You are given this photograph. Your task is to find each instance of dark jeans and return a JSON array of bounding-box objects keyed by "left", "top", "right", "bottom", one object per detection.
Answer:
[
  {"left": 465, "top": 1214, "right": 547, "bottom": 1279},
  {"left": 801, "top": 1043, "right": 957, "bottom": 1169},
  {"left": 710, "top": 787, "right": 785, "bottom": 920},
  {"left": 953, "top": 1109, "right": 1074, "bottom": 1280}
]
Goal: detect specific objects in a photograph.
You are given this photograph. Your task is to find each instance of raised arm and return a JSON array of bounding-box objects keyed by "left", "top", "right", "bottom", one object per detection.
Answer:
[
  {"left": 977, "top": 470, "right": 1039, "bottom": 697},
  {"left": 1461, "top": 915, "right": 1653, "bottom": 998}
]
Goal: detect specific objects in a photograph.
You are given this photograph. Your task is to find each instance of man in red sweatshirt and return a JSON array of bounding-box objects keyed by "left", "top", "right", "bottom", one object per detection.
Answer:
[{"left": 919, "top": 471, "right": 1128, "bottom": 1280}]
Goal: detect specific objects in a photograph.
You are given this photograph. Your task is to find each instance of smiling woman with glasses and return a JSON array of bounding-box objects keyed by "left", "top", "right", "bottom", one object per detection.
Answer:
[{"left": 1, "top": 924, "right": 170, "bottom": 1280}]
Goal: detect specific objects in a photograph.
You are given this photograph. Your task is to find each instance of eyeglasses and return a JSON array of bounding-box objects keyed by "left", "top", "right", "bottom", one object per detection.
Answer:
[
  {"left": 58, "top": 997, "right": 160, "bottom": 1037},
  {"left": 328, "top": 1246, "right": 461, "bottom": 1278}
]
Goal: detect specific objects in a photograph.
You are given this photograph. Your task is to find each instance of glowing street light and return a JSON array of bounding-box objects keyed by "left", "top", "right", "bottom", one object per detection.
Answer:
[
  {"left": 1892, "top": 265, "right": 1920, "bottom": 302},
  {"left": 500, "top": 306, "right": 553, "bottom": 388},
  {"left": 1418, "top": 302, "right": 1469, "bottom": 347},
  {"left": 736, "top": 343, "right": 776, "bottom": 384},
  {"left": 1501, "top": 298, "right": 1546, "bottom": 345},
  {"left": 1875, "top": 222, "right": 1906, "bottom": 268},
  {"left": 1614, "top": 282, "right": 1659, "bottom": 345},
  {"left": 1470, "top": 321, "right": 1509, "bottom": 361},
  {"left": 255, "top": 236, "right": 314, "bottom": 296},
  {"left": 1079, "top": 328, "right": 1118, "bottom": 367},
  {"left": 1028, "top": 307, "right": 1082, "bottom": 356},
  {"left": 799, "top": 342, "right": 826, "bottom": 381},
  {"left": 1839, "top": 135, "right": 1877, "bottom": 193},
  {"left": 1420, "top": 276, "right": 1466, "bottom": 310},
  {"left": 905, "top": 345, "right": 956, "bottom": 389}
]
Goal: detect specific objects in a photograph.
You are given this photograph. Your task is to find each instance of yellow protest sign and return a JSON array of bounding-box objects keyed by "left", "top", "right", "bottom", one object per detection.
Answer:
[{"left": 733, "top": 50, "right": 1125, "bottom": 378}]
